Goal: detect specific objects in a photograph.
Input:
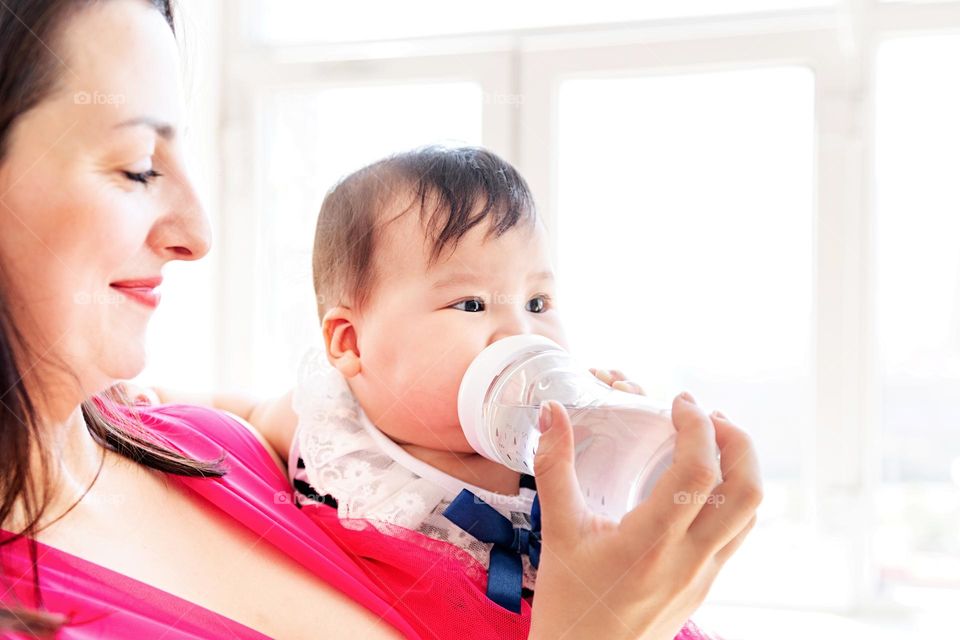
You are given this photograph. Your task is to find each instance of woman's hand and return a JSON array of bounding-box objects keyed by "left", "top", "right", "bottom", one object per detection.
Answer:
[{"left": 529, "top": 394, "right": 761, "bottom": 640}]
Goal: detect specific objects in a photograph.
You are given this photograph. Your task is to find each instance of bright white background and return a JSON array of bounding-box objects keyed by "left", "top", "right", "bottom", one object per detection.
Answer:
[{"left": 142, "top": 2, "right": 960, "bottom": 637}]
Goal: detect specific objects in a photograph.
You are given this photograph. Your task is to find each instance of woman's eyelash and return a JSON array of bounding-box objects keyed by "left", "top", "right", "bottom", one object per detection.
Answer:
[{"left": 123, "top": 169, "right": 163, "bottom": 185}]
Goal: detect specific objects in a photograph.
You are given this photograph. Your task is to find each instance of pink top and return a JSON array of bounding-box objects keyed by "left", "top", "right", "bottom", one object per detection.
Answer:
[
  {"left": 1, "top": 403, "right": 719, "bottom": 640},
  {"left": 0, "top": 403, "right": 421, "bottom": 639}
]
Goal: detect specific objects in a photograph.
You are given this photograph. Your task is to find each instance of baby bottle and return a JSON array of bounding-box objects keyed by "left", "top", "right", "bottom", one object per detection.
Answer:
[{"left": 458, "top": 334, "right": 676, "bottom": 520}]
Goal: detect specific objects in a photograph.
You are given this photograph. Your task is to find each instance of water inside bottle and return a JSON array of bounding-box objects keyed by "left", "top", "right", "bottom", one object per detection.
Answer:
[{"left": 489, "top": 402, "right": 675, "bottom": 519}]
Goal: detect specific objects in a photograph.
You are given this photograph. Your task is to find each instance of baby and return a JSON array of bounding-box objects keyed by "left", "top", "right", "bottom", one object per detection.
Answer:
[{"left": 184, "top": 146, "right": 650, "bottom": 638}]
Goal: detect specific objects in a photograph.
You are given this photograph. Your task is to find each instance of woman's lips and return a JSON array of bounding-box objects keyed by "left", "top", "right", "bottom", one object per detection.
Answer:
[{"left": 109, "top": 277, "right": 162, "bottom": 309}]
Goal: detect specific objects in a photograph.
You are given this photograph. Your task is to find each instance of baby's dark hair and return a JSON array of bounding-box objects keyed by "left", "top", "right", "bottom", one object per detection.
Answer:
[{"left": 312, "top": 146, "right": 537, "bottom": 318}]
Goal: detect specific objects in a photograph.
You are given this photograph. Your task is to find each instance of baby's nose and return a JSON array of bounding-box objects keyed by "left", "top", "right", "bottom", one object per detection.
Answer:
[{"left": 488, "top": 328, "right": 531, "bottom": 347}]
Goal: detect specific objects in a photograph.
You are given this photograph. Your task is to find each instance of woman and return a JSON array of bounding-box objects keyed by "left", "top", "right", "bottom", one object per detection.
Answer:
[{"left": 0, "top": 0, "right": 762, "bottom": 638}]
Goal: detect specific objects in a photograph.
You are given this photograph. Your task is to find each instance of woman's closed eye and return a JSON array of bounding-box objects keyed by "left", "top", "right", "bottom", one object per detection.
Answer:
[{"left": 122, "top": 168, "right": 163, "bottom": 186}]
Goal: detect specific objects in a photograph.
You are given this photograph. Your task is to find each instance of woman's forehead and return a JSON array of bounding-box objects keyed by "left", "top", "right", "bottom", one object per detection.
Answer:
[{"left": 50, "top": 0, "right": 182, "bottom": 133}]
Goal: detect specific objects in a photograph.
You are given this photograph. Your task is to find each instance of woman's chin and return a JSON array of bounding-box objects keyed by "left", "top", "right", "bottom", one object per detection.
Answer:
[{"left": 104, "top": 352, "right": 147, "bottom": 385}]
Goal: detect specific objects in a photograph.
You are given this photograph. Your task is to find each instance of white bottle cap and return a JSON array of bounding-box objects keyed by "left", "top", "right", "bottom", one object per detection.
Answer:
[{"left": 457, "top": 333, "right": 565, "bottom": 463}]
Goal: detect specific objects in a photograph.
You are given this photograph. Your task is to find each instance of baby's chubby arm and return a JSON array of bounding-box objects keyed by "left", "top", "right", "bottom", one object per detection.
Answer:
[
  {"left": 139, "top": 366, "right": 632, "bottom": 463},
  {"left": 243, "top": 390, "right": 298, "bottom": 462},
  {"left": 152, "top": 387, "right": 299, "bottom": 462}
]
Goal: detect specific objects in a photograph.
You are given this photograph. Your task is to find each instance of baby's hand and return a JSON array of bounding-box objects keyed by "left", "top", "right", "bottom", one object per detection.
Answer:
[
  {"left": 115, "top": 381, "right": 161, "bottom": 406},
  {"left": 589, "top": 367, "right": 645, "bottom": 395}
]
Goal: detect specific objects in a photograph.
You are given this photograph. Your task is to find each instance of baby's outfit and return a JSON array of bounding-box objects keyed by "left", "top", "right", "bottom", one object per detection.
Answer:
[
  {"left": 288, "top": 349, "right": 539, "bottom": 617},
  {"left": 286, "top": 350, "right": 717, "bottom": 640}
]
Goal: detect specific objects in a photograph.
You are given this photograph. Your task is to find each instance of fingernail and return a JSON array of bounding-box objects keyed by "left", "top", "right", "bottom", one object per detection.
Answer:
[
  {"left": 538, "top": 402, "right": 554, "bottom": 433},
  {"left": 680, "top": 391, "right": 696, "bottom": 404},
  {"left": 711, "top": 410, "right": 727, "bottom": 420}
]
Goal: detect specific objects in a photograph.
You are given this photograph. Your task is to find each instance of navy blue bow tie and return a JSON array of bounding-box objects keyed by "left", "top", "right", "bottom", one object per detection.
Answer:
[{"left": 442, "top": 488, "right": 541, "bottom": 613}]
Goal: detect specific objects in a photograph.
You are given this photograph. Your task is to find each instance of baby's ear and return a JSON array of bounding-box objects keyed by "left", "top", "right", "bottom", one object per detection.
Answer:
[{"left": 322, "top": 307, "right": 361, "bottom": 378}]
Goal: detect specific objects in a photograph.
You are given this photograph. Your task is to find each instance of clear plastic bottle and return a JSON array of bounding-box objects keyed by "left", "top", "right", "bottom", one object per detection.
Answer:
[{"left": 458, "top": 334, "right": 676, "bottom": 520}]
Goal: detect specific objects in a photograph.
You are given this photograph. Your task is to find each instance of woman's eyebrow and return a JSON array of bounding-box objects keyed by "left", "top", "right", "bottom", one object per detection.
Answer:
[{"left": 113, "top": 116, "right": 176, "bottom": 140}]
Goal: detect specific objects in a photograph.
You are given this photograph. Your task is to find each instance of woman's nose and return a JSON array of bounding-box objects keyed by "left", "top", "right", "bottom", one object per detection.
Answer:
[{"left": 150, "top": 179, "right": 212, "bottom": 261}]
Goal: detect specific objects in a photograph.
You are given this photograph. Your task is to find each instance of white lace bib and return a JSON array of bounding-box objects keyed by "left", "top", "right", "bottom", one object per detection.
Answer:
[{"left": 290, "top": 348, "right": 538, "bottom": 589}]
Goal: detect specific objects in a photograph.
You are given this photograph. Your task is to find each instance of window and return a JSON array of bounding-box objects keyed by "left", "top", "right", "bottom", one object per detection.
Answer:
[
  {"left": 253, "top": 82, "right": 483, "bottom": 393},
  {"left": 250, "top": 0, "right": 835, "bottom": 45},
  {"left": 875, "top": 33, "right": 960, "bottom": 603},
  {"left": 557, "top": 66, "right": 817, "bottom": 604}
]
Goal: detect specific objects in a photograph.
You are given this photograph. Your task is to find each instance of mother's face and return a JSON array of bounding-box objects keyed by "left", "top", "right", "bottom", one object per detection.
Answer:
[{"left": 0, "top": 0, "right": 209, "bottom": 406}]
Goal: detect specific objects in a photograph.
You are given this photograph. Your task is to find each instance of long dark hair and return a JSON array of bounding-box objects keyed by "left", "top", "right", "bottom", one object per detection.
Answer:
[{"left": 0, "top": 1, "right": 224, "bottom": 635}]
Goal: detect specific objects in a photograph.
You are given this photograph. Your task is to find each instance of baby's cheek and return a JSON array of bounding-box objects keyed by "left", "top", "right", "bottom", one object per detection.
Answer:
[
  {"left": 409, "top": 380, "right": 458, "bottom": 421},
  {"left": 406, "top": 379, "right": 463, "bottom": 432}
]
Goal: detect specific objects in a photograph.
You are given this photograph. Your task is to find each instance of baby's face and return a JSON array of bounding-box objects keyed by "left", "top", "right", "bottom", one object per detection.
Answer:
[{"left": 347, "top": 208, "right": 567, "bottom": 454}]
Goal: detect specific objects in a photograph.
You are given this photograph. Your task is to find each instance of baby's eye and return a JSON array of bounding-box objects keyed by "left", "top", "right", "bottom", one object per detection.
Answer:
[
  {"left": 526, "top": 295, "right": 549, "bottom": 313},
  {"left": 451, "top": 298, "right": 485, "bottom": 313}
]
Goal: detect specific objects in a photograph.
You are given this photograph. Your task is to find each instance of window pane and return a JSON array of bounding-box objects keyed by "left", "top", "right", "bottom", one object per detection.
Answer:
[
  {"left": 138, "top": 117, "right": 218, "bottom": 391},
  {"left": 255, "top": 83, "right": 483, "bottom": 394},
  {"left": 875, "top": 34, "right": 960, "bottom": 601},
  {"left": 557, "top": 67, "right": 816, "bottom": 604},
  {"left": 251, "top": 0, "right": 833, "bottom": 45}
]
